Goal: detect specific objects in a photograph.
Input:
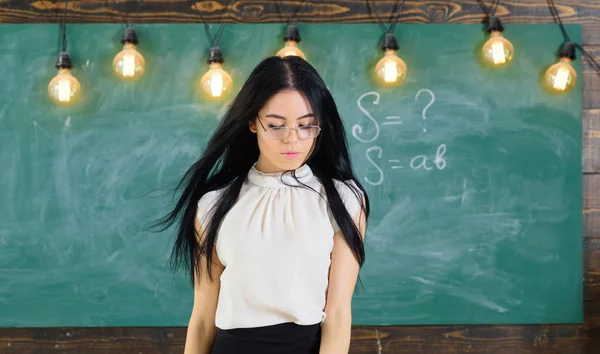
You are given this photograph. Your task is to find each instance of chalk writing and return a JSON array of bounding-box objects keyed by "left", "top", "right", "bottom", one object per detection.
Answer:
[
  {"left": 408, "top": 144, "right": 447, "bottom": 171},
  {"left": 364, "top": 144, "right": 448, "bottom": 186},
  {"left": 365, "top": 146, "right": 384, "bottom": 186},
  {"left": 383, "top": 116, "right": 402, "bottom": 125},
  {"left": 415, "top": 88, "right": 435, "bottom": 133},
  {"left": 352, "top": 91, "right": 381, "bottom": 143},
  {"left": 353, "top": 89, "right": 448, "bottom": 186}
]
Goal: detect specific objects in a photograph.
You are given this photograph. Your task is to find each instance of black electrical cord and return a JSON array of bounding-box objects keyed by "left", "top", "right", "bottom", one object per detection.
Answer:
[
  {"left": 478, "top": 0, "right": 506, "bottom": 33},
  {"left": 38, "top": 0, "right": 62, "bottom": 53},
  {"left": 477, "top": 0, "right": 499, "bottom": 17},
  {"left": 575, "top": 42, "right": 600, "bottom": 72},
  {"left": 275, "top": 0, "right": 310, "bottom": 25},
  {"left": 60, "top": 0, "right": 68, "bottom": 52},
  {"left": 547, "top": 0, "right": 570, "bottom": 42},
  {"left": 112, "top": 0, "right": 144, "bottom": 28},
  {"left": 369, "top": 0, "right": 406, "bottom": 35},
  {"left": 191, "top": 0, "right": 233, "bottom": 48},
  {"left": 547, "top": 0, "right": 600, "bottom": 72}
]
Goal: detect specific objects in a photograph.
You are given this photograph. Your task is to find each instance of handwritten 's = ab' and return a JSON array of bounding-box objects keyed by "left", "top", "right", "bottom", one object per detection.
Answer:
[{"left": 352, "top": 89, "right": 447, "bottom": 186}]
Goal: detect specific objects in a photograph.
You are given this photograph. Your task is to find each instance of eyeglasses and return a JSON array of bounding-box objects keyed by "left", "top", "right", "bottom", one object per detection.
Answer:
[{"left": 256, "top": 116, "right": 321, "bottom": 140}]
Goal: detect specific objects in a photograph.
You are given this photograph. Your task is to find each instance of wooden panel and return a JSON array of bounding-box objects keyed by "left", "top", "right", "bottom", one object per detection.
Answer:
[
  {"left": 585, "top": 238, "right": 600, "bottom": 303},
  {"left": 2, "top": 321, "right": 600, "bottom": 353},
  {"left": 583, "top": 46, "right": 600, "bottom": 109},
  {"left": 585, "top": 174, "right": 600, "bottom": 239},
  {"left": 358, "top": 323, "right": 600, "bottom": 354},
  {"left": 0, "top": 0, "right": 598, "bottom": 45},
  {"left": 0, "top": 0, "right": 598, "bottom": 353},
  {"left": 584, "top": 109, "right": 600, "bottom": 173}
]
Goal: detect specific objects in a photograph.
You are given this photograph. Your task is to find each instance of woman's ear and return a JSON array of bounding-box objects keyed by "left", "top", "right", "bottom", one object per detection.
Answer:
[{"left": 249, "top": 120, "right": 257, "bottom": 133}]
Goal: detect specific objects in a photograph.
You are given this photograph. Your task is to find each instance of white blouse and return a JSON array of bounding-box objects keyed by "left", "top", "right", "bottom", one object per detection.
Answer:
[{"left": 196, "top": 164, "right": 362, "bottom": 330}]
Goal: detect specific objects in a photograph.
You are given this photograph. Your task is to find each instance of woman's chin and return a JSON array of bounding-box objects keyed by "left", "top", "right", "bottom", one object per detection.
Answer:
[{"left": 275, "top": 158, "right": 305, "bottom": 171}]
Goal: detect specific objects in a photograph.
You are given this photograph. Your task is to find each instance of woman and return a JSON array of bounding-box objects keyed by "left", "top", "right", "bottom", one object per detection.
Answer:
[{"left": 155, "top": 55, "right": 369, "bottom": 354}]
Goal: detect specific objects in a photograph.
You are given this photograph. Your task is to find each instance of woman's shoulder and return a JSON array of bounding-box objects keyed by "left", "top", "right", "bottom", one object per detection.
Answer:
[
  {"left": 196, "top": 187, "right": 227, "bottom": 224},
  {"left": 197, "top": 188, "right": 225, "bottom": 207},
  {"left": 329, "top": 178, "right": 364, "bottom": 217},
  {"left": 331, "top": 178, "right": 363, "bottom": 198}
]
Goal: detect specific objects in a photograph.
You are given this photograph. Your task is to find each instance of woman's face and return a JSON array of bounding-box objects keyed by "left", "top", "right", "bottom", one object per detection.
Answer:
[{"left": 249, "top": 89, "right": 319, "bottom": 173}]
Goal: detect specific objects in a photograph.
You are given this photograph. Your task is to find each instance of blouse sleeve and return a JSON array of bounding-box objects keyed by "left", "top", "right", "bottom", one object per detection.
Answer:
[
  {"left": 329, "top": 179, "right": 364, "bottom": 234},
  {"left": 196, "top": 189, "right": 222, "bottom": 227}
]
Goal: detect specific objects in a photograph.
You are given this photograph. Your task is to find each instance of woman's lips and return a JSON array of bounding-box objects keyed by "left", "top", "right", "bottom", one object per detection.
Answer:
[{"left": 281, "top": 151, "right": 300, "bottom": 158}]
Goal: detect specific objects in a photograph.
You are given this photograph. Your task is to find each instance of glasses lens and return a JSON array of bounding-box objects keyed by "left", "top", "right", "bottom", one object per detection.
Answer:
[
  {"left": 266, "top": 126, "right": 321, "bottom": 140},
  {"left": 267, "top": 126, "right": 289, "bottom": 140},
  {"left": 298, "top": 126, "right": 321, "bottom": 139}
]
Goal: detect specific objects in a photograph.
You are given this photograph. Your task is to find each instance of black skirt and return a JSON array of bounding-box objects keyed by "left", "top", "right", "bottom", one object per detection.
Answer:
[{"left": 210, "top": 322, "right": 321, "bottom": 354}]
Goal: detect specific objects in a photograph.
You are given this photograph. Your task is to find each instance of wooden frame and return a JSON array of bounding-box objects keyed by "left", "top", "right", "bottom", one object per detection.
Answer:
[{"left": 1, "top": 1, "right": 599, "bottom": 352}]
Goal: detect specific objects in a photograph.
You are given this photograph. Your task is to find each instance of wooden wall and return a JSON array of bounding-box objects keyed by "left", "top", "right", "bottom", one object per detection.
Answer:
[{"left": 1, "top": 1, "right": 599, "bottom": 353}]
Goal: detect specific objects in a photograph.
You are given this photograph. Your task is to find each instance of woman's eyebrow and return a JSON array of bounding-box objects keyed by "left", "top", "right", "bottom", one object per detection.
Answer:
[{"left": 264, "top": 113, "right": 315, "bottom": 120}]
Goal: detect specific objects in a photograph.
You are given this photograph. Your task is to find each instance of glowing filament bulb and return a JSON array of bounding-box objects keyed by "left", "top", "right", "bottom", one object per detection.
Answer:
[
  {"left": 200, "top": 62, "right": 233, "bottom": 99},
  {"left": 48, "top": 52, "right": 82, "bottom": 106},
  {"left": 210, "top": 70, "right": 224, "bottom": 97},
  {"left": 383, "top": 59, "right": 398, "bottom": 83},
  {"left": 113, "top": 43, "right": 145, "bottom": 81},
  {"left": 491, "top": 40, "right": 506, "bottom": 64},
  {"left": 375, "top": 49, "right": 407, "bottom": 86},
  {"left": 544, "top": 57, "right": 577, "bottom": 93},
  {"left": 57, "top": 78, "right": 71, "bottom": 101},
  {"left": 277, "top": 40, "right": 306, "bottom": 60},
  {"left": 482, "top": 31, "right": 514, "bottom": 67},
  {"left": 122, "top": 54, "right": 135, "bottom": 76}
]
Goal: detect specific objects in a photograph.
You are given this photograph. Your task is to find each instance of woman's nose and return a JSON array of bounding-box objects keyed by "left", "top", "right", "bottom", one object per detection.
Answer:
[{"left": 283, "top": 128, "right": 299, "bottom": 144}]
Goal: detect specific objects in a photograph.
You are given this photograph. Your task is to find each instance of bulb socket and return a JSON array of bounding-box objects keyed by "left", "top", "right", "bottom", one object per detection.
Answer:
[
  {"left": 382, "top": 33, "right": 399, "bottom": 51},
  {"left": 207, "top": 46, "right": 224, "bottom": 64},
  {"left": 121, "top": 27, "right": 139, "bottom": 45},
  {"left": 558, "top": 42, "right": 577, "bottom": 60},
  {"left": 55, "top": 51, "right": 73, "bottom": 69},
  {"left": 283, "top": 24, "right": 301, "bottom": 43},
  {"left": 487, "top": 16, "right": 505, "bottom": 33}
]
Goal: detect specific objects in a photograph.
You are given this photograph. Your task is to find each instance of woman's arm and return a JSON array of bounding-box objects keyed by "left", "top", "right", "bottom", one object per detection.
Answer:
[
  {"left": 184, "top": 215, "right": 224, "bottom": 354},
  {"left": 319, "top": 207, "right": 367, "bottom": 354}
]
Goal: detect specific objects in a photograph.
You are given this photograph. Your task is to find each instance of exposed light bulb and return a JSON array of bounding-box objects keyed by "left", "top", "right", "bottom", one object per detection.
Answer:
[
  {"left": 276, "top": 25, "right": 307, "bottom": 61},
  {"left": 199, "top": 47, "right": 233, "bottom": 100},
  {"left": 374, "top": 34, "right": 407, "bottom": 86},
  {"left": 113, "top": 27, "right": 145, "bottom": 81},
  {"left": 48, "top": 52, "right": 81, "bottom": 106},
  {"left": 114, "top": 44, "right": 145, "bottom": 80},
  {"left": 375, "top": 49, "right": 407, "bottom": 84},
  {"left": 482, "top": 31, "right": 514, "bottom": 66},
  {"left": 277, "top": 40, "right": 306, "bottom": 60},
  {"left": 481, "top": 16, "right": 514, "bottom": 68},
  {"left": 544, "top": 42, "right": 577, "bottom": 94}
]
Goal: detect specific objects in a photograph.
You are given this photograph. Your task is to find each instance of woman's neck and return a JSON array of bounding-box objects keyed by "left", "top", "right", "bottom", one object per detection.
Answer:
[
  {"left": 254, "top": 157, "right": 290, "bottom": 174},
  {"left": 253, "top": 161, "right": 284, "bottom": 174},
  {"left": 248, "top": 163, "right": 314, "bottom": 188}
]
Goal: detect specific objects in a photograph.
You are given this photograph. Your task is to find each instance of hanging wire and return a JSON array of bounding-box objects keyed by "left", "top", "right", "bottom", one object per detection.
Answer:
[
  {"left": 38, "top": 0, "right": 62, "bottom": 53},
  {"left": 112, "top": 0, "right": 144, "bottom": 28},
  {"left": 60, "top": 0, "right": 69, "bottom": 52},
  {"left": 275, "top": 0, "right": 310, "bottom": 25},
  {"left": 191, "top": 0, "right": 233, "bottom": 48},
  {"left": 546, "top": 0, "right": 570, "bottom": 42},
  {"left": 575, "top": 43, "right": 600, "bottom": 72},
  {"left": 547, "top": 0, "right": 600, "bottom": 72},
  {"left": 368, "top": 0, "right": 406, "bottom": 35},
  {"left": 477, "top": 0, "right": 499, "bottom": 17}
]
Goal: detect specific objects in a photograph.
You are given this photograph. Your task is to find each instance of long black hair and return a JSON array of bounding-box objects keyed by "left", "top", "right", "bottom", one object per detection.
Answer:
[{"left": 151, "top": 55, "right": 370, "bottom": 285}]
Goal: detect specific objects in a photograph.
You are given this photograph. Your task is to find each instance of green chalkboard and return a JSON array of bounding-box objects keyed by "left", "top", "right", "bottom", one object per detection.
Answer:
[{"left": 0, "top": 23, "right": 582, "bottom": 327}]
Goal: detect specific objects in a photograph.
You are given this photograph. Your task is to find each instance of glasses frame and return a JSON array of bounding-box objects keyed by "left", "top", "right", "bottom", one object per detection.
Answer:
[{"left": 255, "top": 115, "right": 321, "bottom": 140}]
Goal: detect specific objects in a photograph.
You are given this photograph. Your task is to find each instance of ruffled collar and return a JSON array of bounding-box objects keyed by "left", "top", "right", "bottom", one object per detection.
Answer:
[{"left": 247, "top": 163, "right": 314, "bottom": 188}]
